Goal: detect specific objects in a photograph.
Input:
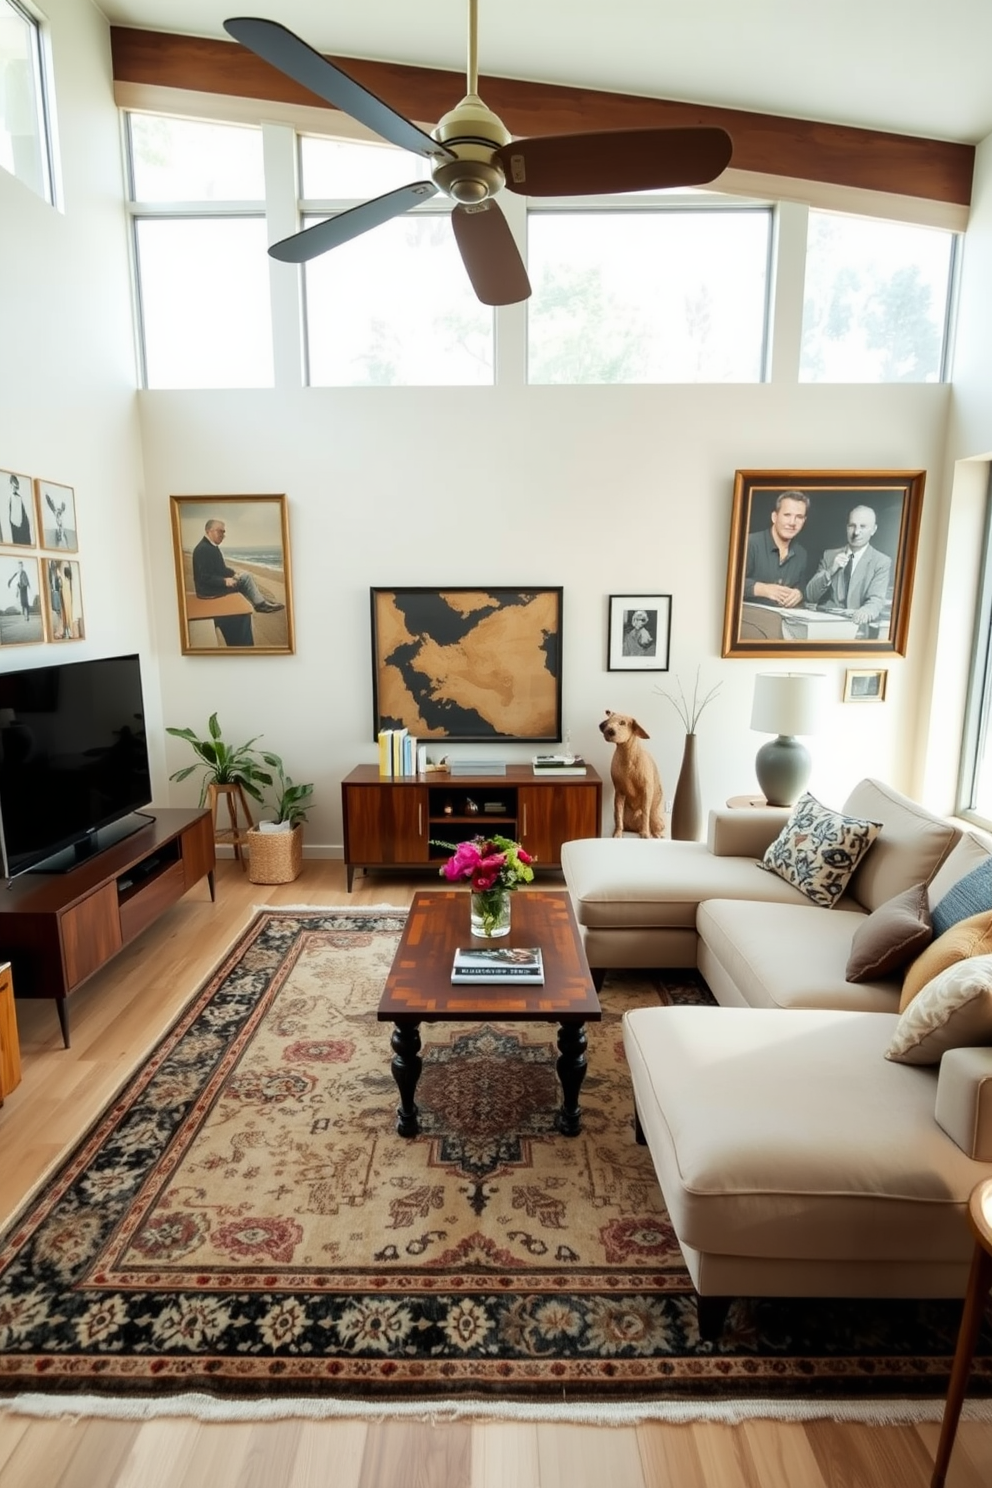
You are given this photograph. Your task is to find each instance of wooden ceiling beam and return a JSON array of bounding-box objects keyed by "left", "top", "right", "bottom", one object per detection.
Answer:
[{"left": 110, "top": 28, "right": 974, "bottom": 207}]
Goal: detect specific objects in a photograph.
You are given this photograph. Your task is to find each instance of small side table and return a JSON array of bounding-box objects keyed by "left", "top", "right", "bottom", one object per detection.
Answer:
[
  {"left": 932, "top": 1177, "right": 992, "bottom": 1487},
  {"left": 0, "top": 961, "right": 22, "bottom": 1104}
]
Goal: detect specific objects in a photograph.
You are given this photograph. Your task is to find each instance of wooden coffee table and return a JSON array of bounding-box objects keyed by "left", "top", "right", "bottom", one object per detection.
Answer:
[{"left": 378, "top": 889, "right": 602, "bottom": 1139}]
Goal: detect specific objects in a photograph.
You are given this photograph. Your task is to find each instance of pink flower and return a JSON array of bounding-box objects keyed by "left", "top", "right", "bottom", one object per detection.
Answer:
[{"left": 516, "top": 847, "right": 534, "bottom": 865}]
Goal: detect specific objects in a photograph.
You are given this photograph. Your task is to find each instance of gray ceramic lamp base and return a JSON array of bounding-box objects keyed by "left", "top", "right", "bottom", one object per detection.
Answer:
[{"left": 754, "top": 735, "right": 811, "bottom": 808}]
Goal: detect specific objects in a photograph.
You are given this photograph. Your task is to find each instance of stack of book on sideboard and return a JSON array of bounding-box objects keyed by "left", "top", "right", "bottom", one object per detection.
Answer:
[
  {"left": 450, "top": 946, "right": 545, "bottom": 984},
  {"left": 377, "top": 728, "right": 427, "bottom": 778},
  {"left": 531, "top": 753, "right": 587, "bottom": 776}
]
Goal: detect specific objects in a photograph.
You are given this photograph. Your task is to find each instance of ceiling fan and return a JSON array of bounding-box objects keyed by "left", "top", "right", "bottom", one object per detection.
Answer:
[{"left": 224, "top": 2, "right": 733, "bottom": 306}]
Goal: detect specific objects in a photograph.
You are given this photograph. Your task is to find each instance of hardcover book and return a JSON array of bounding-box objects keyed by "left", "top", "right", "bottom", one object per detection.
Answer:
[{"left": 451, "top": 946, "right": 545, "bottom": 984}]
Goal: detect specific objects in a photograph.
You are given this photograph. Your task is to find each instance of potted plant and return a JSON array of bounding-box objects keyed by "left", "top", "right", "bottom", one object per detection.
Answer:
[
  {"left": 166, "top": 714, "right": 274, "bottom": 865},
  {"left": 247, "top": 753, "right": 314, "bottom": 884}
]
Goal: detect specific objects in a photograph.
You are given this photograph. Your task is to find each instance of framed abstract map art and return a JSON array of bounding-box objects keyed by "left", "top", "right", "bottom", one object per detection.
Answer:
[{"left": 370, "top": 586, "right": 563, "bottom": 742}]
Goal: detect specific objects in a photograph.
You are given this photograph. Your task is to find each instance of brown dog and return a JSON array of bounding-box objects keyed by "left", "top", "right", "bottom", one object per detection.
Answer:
[{"left": 599, "top": 710, "right": 666, "bottom": 838}]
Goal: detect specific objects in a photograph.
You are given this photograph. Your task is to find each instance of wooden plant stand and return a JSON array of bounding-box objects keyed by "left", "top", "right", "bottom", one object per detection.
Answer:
[{"left": 208, "top": 782, "right": 254, "bottom": 870}]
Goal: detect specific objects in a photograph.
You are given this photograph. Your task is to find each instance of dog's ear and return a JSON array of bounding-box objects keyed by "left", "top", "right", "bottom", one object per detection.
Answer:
[
  {"left": 631, "top": 719, "right": 650, "bottom": 739},
  {"left": 604, "top": 708, "right": 612, "bottom": 717}
]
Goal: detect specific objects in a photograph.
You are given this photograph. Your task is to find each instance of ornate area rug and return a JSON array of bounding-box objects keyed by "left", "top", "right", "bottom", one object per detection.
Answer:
[{"left": 0, "top": 907, "right": 988, "bottom": 1403}]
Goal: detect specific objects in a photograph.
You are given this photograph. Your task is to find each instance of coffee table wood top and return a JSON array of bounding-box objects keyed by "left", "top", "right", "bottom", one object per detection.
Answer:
[{"left": 378, "top": 890, "right": 601, "bottom": 1023}]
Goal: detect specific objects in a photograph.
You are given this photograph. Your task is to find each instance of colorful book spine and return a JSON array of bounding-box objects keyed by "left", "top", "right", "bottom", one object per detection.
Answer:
[{"left": 377, "top": 729, "right": 393, "bottom": 777}]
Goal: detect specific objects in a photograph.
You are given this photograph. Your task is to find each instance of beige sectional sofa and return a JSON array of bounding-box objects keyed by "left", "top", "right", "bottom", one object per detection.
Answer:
[{"left": 560, "top": 779, "right": 992, "bottom": 1323}]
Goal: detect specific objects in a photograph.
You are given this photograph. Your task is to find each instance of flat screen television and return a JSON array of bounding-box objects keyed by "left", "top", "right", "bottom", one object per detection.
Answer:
[{"left": 0, "top": 653, "right": 153, "bottom": 878}]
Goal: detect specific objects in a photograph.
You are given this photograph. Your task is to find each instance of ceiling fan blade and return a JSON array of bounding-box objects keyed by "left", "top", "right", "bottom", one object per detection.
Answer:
[
  {"left": 224, "top": 17, "right": 454, "bottom": 163},
  {"left": 497, "top": 127, "right": 733, "bottom": 196},
  {"left": 269, "top": 181, "right": 439, "bottom": 264},
  {"left": 451, "top": 201, "right": 531, "bottom": 307}
]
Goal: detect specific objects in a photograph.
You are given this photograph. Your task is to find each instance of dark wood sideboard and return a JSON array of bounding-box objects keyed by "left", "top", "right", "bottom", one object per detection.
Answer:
[
  {"left": 341, "top": 764, "right": 602, "bottom": 891},
  {"left": 0, "top": 807, "right": 215, "bottom": 1047}
]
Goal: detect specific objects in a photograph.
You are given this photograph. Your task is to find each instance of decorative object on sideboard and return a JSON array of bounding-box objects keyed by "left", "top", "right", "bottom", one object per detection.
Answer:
[
  {"left": 655, "top": 669, "right": 723, "bottom": 842},
  {"left": 606, "top": 593, "right": 672, "bottom": 672},
  {"left": 434, "top": 833, "right": 535, "bottom": 938},
  {"left": 844, "top": 667, "right": 888, "bottom": 703},
  {"left": 722, "top": 468, "right": 925, "bottom": 659},
  {"left": 750, "top": 672, "right": 826, "bottom": 807},
  {"left": 598, "top": 710, "right": 665, "bottom": 839},
  {"left": 170, "top": 494, "right": 294, "bottom": 656}
]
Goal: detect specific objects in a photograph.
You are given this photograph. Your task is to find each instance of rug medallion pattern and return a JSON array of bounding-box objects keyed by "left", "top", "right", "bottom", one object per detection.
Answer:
[{"left": 0, "top": 909, "right": 988, "bottom": 1399}]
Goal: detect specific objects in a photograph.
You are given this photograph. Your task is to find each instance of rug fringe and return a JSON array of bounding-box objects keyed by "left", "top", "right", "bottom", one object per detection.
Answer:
[{"left": 3, "top": 1392, "right": 991, "bottom": 1427}]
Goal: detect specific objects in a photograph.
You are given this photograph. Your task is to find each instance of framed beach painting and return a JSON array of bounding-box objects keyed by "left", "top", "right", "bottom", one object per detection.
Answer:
[
  {"left": 42, "top": 557, "right": 85, "bottom": 641},
  {"left": 0, "top": 555, "right": 44, "bottom": 645},
  {"left": 0, "top": 470, "right": 36, "bottom": 548},
  {"left": 722, "top": 469, "right": 925, "bottom": 659},
  {"left": 35, "top": 479, "right": 78, "bottom": 552},
  {"left": 170, "top": 495, "right": 295, "bottom": 656}
]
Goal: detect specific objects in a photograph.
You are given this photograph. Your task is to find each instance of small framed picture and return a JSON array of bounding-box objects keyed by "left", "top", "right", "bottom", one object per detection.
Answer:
[
  {"left": 0, "top": 555, "right": 44, "bottom": 645},
  {"left": 0, "top": 470, "right": 36, "bottom": 548},
  {"left": 607, "top": 594, "right": 672, "bottom": 671},
  {"left": 843, "top": 667, "right": 887, "bottom": 703},
  {"left": 35, "top": 479, "right": 78, "bottom": 552},
  {"left": 42, "top": 557, "right": 85, "bottom": 641}
]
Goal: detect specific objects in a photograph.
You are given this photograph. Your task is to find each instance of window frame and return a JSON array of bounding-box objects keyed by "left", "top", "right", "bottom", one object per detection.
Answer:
[
  {"left": 1, "top": 0, "right": 58, "bottom": 206},
  {"left": 958, "top": 466, "right": 992, "bottom": 829}
]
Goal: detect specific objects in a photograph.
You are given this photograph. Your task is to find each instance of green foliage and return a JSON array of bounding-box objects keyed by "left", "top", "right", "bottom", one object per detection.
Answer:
[
  {"left": 259, "top": 752, "right": 314, "bottom": 826},
  {"left": 165, "top": 713, "right": 273, "bottom": 807}
]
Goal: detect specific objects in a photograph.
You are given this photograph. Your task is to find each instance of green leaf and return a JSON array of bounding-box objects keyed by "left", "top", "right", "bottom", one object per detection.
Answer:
[{"left": 208, "top": 713, "right": 221, "bottom": 741}]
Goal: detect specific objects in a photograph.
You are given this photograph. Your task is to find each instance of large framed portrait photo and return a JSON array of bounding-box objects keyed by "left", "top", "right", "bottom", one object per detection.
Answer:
[
  {"left": 170, "top": 495, "right": 294, "bottom": 656},
  {"left": 722, "top": 469, "right": 925, "bottom": 658}
]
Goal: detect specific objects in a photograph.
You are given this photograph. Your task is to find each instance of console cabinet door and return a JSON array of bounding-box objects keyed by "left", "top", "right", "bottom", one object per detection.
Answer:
[
  {"left": 518, "top": 784, "right": 600, "bottom": 865},
  {"left": 61, "top": 884, "right": 122, "bottom": 989},
  {"left": 344, "top": 785, "right": 429, "bottom": 865}
]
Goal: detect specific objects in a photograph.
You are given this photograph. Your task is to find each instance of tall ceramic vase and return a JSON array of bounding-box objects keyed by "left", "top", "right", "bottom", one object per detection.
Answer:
[{"left": 670, "top": 732, "right": 702, "bottom": 841}]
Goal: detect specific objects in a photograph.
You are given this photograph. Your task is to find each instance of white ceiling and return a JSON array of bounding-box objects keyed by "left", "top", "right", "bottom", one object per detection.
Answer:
[{"left": 95, "top": 0, "right": 992, "bottom": 145}]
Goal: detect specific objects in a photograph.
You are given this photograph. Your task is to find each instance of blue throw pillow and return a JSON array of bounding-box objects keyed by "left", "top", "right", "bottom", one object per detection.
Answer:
[{"left": 932, "top": 859, "right": 992, "bottom": 937}]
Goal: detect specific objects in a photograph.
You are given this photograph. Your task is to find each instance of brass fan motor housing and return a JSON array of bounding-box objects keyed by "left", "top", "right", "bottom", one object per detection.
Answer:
[{"left": 432, "top": 94, "right": 510, "bottom": 204}]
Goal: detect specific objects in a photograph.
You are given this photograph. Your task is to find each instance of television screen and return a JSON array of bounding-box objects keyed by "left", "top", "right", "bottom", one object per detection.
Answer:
[{"left": 0, "top": 653, "right": 152, "bottom": 877}]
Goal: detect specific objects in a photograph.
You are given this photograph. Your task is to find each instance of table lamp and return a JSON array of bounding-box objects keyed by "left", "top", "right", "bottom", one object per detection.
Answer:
[{"left": 750, "top": 673, "right": 825, "bottom": 806}]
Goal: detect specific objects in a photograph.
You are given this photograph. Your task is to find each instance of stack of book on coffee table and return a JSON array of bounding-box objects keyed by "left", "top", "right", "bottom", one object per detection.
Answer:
[{"left": 450, "top": 946, "right": 545, "bottom": 984}]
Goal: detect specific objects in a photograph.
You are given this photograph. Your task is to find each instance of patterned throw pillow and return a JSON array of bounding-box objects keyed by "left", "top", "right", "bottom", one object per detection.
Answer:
[
  {"left": 760, "top": 792, "right": 882, "bottom": 910},
  {"left": 885, "top": 954, "right": 992, "bottom": 1065},
  {"left": 899, "top": 910, "right": 992, "bottom": 1010},
  {"left": 846, "top": 882, "right": 933, "bottom": 983},
  {"left": 932, "top": 859, "right": 992, "bottom": 937}
]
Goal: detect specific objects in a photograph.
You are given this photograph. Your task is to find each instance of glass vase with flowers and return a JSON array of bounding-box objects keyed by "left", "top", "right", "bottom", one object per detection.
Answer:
[{"left": 435, "top": 833, "right": 536, "bottom": 937}]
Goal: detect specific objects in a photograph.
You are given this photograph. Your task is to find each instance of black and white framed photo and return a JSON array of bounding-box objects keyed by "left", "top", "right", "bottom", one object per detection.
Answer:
[
  {"left": 843, "top": 667, "right": 888, "bottom": 703},
  {"left": 607, "top": 594, "right": 672, "bottom": 672},
  {"left": 35, "top": 479, "right": 78, "bottom": 552}
]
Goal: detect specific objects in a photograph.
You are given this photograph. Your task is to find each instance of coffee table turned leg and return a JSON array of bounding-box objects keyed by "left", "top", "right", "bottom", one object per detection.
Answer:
[
  {"left": 556, "top": 1021, "right": 588, "bottom": 1136},
  {"left": 389, "top": 1021, "right": 423, "bottom": 1138}
]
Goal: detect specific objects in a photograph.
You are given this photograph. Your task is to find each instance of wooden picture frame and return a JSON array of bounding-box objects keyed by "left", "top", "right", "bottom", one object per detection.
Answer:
[
  {"left": 0, "top": 470, "right": 36, "bottom": 549},
  {"left": 0, "top": 555, "right": 44, "bottom": 645},
  {"left": 722, "top": 469, "right": 925, "bottom": 659},
  {"left": 42, "top": 557, "right": 85, "bottom": 642},
  {"left": 170, "top": 495, "right": 294, "bottom": 656},
  {"left": 607, "top": 594, "right": 672, "bottom": 671},
  {"left": 370, "top": 586, "right": 563, "bottom": 742},
  {"left": 843, "top": 667, "right": 888, "bottom": 703},
  {"left": 35, "top": 479, "right": 78, "bottom": 552}
]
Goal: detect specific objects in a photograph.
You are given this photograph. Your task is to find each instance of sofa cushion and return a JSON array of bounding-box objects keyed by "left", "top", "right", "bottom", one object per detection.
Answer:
[
  {"left": 698, "top": 899, "right": 900, "bottom": 1012},
  {"left": 561, "top": 837, "right": 815, "bottom": 932},
  {"left": 842, "top": 779, "right": 960, "bottom": 913},
  {"left": 900, "top": 912, "right": 992, "bottom": 1010},
  {"left": 932, "top": 859, "right": 992, "bottom": 937},
  {"left": 886, "top": 955, "right": 992, "bottom": 1066},
  {"left": 928, "top": 830, "right": 992, "bottom": 912},
  {"left": 760, "top": 792, "right": 881, "bottom": 908},
  {"left": 846, "top": 882, "right": 933, "bottom": 983},
  {"left": 622, "top": 1005, "right": 984, "bottom": 1265}
]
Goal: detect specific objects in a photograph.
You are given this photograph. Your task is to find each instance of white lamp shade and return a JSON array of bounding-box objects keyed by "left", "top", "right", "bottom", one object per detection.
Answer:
[{"left": 750, "top": 673, "right": 825, "bottom": 737}]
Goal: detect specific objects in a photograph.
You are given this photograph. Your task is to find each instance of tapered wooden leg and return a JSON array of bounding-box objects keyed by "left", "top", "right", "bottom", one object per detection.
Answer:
[
  {"left": 696, "top": 1295, "right": 733, "bottom": 1341},
  {"left": 932, "top": 1242, "right": 992, "bottom": 1487}
]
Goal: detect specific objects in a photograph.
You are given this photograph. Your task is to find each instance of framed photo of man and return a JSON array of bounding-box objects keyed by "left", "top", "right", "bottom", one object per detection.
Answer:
[
  {"left": 721, "top": 469, "right": 925, "bottom": 659},
  {"left": 607, "top": 594, "right": 672, "bottom": 671},
  {"left": 170, "top": 495, "right": 295, "bottom": 656}
]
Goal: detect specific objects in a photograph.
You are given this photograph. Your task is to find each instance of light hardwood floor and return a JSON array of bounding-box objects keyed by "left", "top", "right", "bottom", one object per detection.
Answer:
[{"left": 0, "top": 859, "right": 989, "bottom": 1487}]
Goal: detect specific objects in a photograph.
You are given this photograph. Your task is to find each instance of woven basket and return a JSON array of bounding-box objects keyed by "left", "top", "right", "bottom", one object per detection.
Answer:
[{"left": 247, "top": 823, "right": 303, "bottom": 884}]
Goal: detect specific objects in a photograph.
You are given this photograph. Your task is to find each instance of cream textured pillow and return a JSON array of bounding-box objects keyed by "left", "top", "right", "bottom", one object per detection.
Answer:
[
  {"left": 846, "top": 882, "right": 932, "bottom": 983},
  {"left": 760, "top": 792, "right": 882, "bottom": 910},
  {"left": 899, "top": 911, "right": 992, "bottom": 1011},
  {"left": 885, "top": 955, "right": 992, "bottom": 1066}
]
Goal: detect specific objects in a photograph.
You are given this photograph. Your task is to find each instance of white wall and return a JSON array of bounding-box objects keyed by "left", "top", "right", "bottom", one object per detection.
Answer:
[
  {"left": 0, "top": 0, "right": 163, "bottom": 774},
  {"left": 139, "top": 380, "right": 949, "bottom": 850}
]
